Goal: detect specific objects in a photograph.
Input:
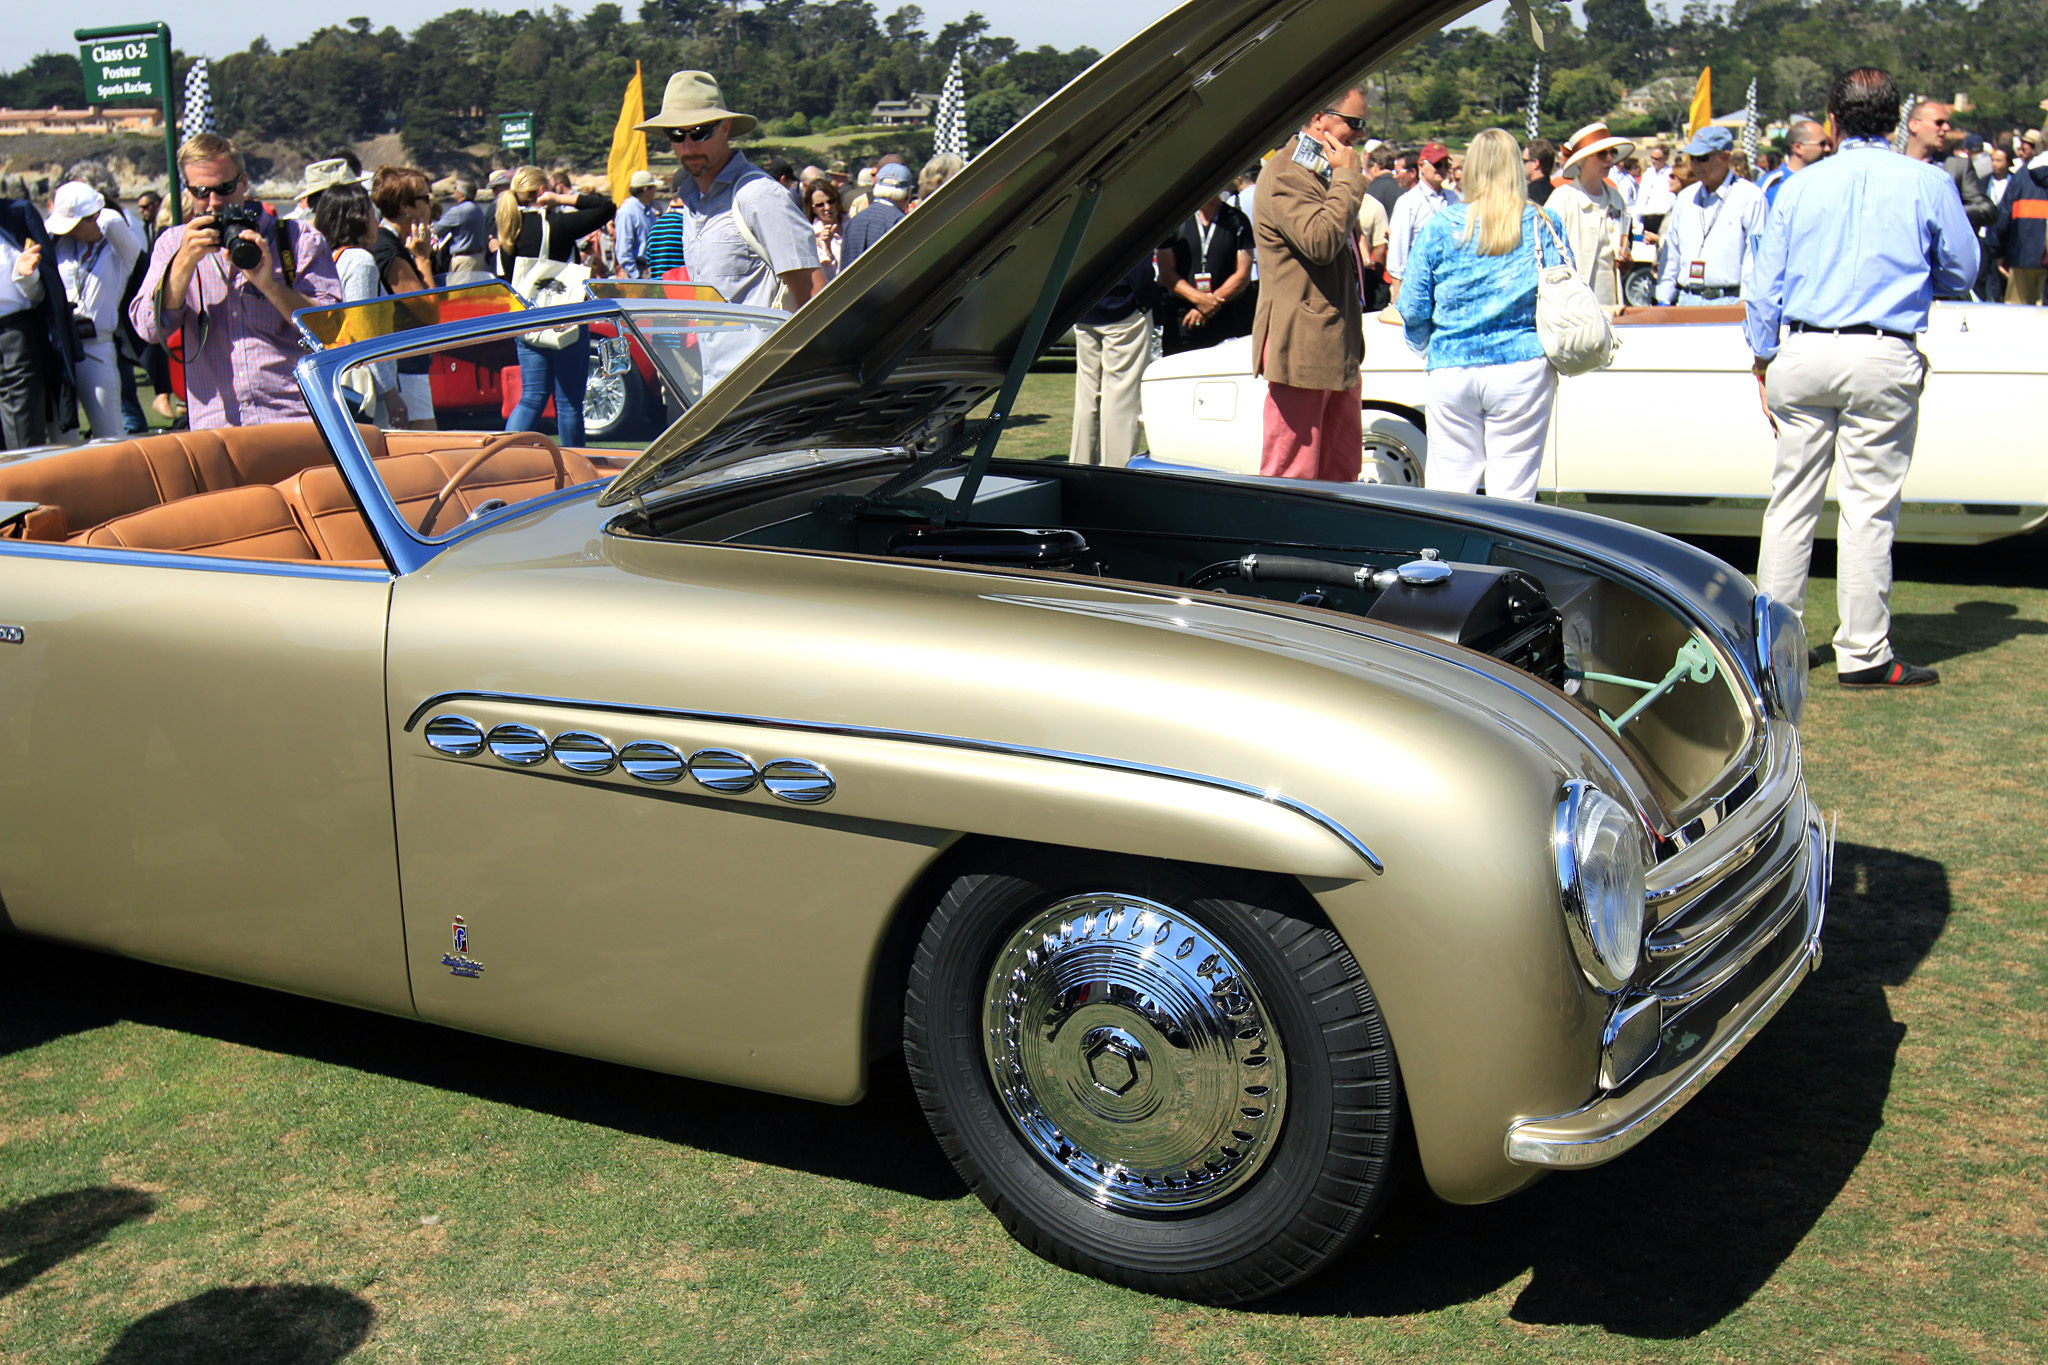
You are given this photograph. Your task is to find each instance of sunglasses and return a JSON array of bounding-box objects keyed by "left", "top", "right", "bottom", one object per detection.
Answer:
[
  {"left": 667, "top": 122, "right": 722, "bottom": 143},
  {"left": 1319, "top": 109, "right": 1367, "bottom": 132},
  {"left": 185, "top": 175, "right": 241, "bottom": 201}
]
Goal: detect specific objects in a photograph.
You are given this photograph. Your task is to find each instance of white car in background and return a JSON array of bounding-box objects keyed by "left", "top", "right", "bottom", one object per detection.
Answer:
[{"left": 1139, "top": 302, "right": 2047, "bottom": 545}]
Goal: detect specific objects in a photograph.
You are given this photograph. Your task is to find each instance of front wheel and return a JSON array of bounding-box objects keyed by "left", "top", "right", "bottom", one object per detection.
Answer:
[
  {"left": 583, "top": 351, "right": 645, "bottom": 439},
  {"left": 904, "top": 849, "right": 1403, "bottom": 1303},
  {"left": 1623, "top": 265, "right": 1657, "bottom": 309}
]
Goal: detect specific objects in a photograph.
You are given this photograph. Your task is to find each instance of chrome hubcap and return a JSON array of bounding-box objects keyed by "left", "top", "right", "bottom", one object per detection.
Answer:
[
  {"left": 983, "top": 893, "right": 1285, "bottom": 1213},
  {"left": 584, "top": 362, "right": 625, "bottom": 429}
]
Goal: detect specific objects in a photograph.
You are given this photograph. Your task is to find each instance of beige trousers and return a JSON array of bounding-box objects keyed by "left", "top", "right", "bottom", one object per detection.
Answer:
[
  {"left": 1756, "top": 332, "right": 1925, "bottom": 673},
  {"left": 1070, "top": 309, "right": 1151, "bottom": 466},
  {"left": 2006, "top": 267, "right": 2045, "bottom": 305}
]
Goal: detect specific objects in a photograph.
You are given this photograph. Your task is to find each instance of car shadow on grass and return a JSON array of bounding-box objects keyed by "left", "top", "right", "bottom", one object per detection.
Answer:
[
  {"left": 0, "top": 1187, "right": 155, "bottom": 1298},
  {"left": 1253, "top": 840, "right": 1948, "bottom": 1338},
  {"left": 94, "top": 1284, "right": 374, "bottom": 1365},
  {"left": 0, "top": 935, "right": 965, "bottom": 1204}
]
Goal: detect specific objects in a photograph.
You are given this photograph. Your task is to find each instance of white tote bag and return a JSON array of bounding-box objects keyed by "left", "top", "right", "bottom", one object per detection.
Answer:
[
  {"left": 512, "top": 211, "right": 590, "bottom": 349},
  {"left": 1530, "top": 209, "right": 1617, "bottom": 376}
]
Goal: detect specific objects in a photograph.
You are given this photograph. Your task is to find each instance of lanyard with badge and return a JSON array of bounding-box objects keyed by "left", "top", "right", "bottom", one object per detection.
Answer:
[
  {"left": 1687, "top": 191, "right": 1727, "bottom": 286},
  {"left": 1192, "top": 214, "right": 1218, "bottom": 293}
]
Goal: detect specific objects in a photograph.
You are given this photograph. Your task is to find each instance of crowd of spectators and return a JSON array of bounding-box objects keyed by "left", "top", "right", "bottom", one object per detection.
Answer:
[{"left": 0, "top": 66, "right": 977, "bottom": 450}]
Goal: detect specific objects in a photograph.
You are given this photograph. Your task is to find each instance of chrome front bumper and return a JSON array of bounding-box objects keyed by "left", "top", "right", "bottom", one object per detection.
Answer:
[{"left": 1504, "top": 795, "right": 1833, "bottom": 1169}]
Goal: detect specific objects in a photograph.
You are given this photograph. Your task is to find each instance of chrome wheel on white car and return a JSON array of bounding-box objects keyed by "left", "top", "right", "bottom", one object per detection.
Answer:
[{"left": 1360, "top": 410, "right": 1427, "bottom": 487}]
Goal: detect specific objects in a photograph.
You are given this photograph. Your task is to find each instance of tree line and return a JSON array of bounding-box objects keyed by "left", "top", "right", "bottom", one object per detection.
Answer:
[
  {"left": 1390, "top": 0, "right": 2048, "bottom": 140},
  {"left": 1, "top": 4, "right": 1098, "bottom": 170},
  {"left": 4, "top": 0, "right": 2045, "bottom": 172}
]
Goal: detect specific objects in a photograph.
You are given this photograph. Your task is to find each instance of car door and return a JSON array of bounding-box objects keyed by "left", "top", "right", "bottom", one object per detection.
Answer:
[
  {"left": 1551, "top": 312, "right": 1770, "bottom": 498},
  {"left": 0, "top": 547, "right": 410, "bottom": 1015}
]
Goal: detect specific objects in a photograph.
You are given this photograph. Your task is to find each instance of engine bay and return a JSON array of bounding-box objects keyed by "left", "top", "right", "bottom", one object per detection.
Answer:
[{"left": 611, "top": 458, "right": 1757, "bottom": 820}]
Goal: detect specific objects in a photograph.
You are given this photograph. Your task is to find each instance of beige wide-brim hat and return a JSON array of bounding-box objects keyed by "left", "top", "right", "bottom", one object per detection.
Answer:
[
  {"left": 296, "top": 157, "right": 369, "bottom": 201},
  {"left": 1560, "top": 122, "right": 1636, "bottom": 173},
  {"left": 634, "top": 70, "right": 757, "bottom": 138}
]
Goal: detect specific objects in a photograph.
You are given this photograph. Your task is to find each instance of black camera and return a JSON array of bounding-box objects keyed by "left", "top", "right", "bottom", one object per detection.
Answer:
[{"left": 208, "top": 203, "right": 266, "bottom": 270}]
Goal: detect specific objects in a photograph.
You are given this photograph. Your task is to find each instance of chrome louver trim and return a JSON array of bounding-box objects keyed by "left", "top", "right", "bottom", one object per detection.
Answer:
[{"left": 404, "top": 689, "right": 1382, "bottom": 873}]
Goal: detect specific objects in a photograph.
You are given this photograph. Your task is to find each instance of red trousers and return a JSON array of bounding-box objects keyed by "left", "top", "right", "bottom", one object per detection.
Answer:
[{"left": 1260, "top": 377, "right": 1362, "bottom": 481}]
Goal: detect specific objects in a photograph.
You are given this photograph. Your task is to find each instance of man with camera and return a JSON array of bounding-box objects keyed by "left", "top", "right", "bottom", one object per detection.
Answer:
[{"left": 130, "top": 133, "right": 340, "bottom": 429}]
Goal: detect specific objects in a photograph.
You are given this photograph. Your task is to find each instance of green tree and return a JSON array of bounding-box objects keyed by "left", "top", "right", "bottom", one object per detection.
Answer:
[
  {"left": 1415, "top": 71, "right": 1463, "bottom": 123},
  {"left": 1549, "top": 67, "right": 1620, "bottom": 125}
]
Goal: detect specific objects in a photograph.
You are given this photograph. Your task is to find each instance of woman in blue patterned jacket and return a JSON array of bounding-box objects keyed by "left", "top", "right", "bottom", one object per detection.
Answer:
[{"left": 1398, "top": 127, "right": 1571, "bottom": 501}]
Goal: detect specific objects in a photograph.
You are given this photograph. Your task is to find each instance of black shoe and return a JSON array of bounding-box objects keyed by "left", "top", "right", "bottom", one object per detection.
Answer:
[
  {"left": 1807, "top": 647, "right": 1828, "bottom": 670},
  {"left": 1838, "top": 658, "right": 1939, "bottom": 689}
]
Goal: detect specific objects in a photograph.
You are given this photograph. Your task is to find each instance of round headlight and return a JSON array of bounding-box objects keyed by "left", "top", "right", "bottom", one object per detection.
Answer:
[
  {"left": 1555, "top": 781, "right": 1649, "bottom": 993},
  {"left": 1755, "top": 593, "right": 1809, "bottom": 724}
]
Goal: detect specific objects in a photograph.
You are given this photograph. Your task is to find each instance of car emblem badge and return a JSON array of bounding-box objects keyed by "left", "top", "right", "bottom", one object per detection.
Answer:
[
  {"left": 0, "top": 625, "right": 23, "bottom": 644},
  {"left": 442, "top": 916, "right": 484, "bottom": 978}
]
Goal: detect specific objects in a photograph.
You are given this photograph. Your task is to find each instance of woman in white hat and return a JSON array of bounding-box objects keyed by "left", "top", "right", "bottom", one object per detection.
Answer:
[{"left": 1549, "top": 122, "right": 1634, "bottom": 306}]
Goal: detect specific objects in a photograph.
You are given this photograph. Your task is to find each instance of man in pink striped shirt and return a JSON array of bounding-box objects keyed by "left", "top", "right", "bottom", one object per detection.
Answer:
[{"left": 130, "top": 133, "right": 341, "bottom": 429}]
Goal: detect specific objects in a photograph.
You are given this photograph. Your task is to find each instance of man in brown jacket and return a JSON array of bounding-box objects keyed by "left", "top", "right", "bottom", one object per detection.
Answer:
[{"left": 1252, "top": 87, "right": 1370, "bottom": 480}]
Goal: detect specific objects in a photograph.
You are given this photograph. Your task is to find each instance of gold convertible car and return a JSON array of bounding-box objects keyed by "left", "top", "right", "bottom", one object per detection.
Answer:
[{"left": 0, "top": 0, "right": 1828, "bottom": 1303}]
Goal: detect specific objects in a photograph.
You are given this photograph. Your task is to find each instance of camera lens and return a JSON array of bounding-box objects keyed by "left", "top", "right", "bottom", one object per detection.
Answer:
[{"left": 228, "top": 236, "right": 263, "bottom": 270}]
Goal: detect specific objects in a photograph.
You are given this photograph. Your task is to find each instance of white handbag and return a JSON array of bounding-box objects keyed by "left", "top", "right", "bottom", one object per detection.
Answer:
[
  {"left": 512, "top": 212, "right": 590, "bottom": 349},
  {"left": 1530, "top": 209, "right": 1617, "bottom": 376}
]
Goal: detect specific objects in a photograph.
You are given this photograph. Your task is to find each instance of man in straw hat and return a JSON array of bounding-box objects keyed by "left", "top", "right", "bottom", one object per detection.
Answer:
[
  {"left": 1655, "top": 125, "right": 1766, "bottom": 306},
  {"left": 1550, "top": 122, "right": 1634, "bottom": 305},
  {"left": 635, "top": 70, "right": 822, "bottom": 327}
]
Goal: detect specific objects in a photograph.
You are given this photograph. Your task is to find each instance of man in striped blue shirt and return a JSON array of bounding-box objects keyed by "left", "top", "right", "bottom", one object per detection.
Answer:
[{"left": 1747, "top": 66, "right": 1977, "bottom": 689}]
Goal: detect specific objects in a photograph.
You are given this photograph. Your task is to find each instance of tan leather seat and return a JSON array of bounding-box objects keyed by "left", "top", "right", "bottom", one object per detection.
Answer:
[
  {"left": 79, "top": 484, "right": 319, "bottom": 560},
  {"left": 280, "top": 454, "right": 451, "bottom": 561},
  {"left": 278, "top": 440, "right": 602, "bottom": 557},
  {"left": 0, "top": 425, "right": 372, "bottom": 543}
]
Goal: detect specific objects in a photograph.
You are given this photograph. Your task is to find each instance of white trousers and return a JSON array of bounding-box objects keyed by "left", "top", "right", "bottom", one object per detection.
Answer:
[
  {"left": 1070, "top": 309, "right": 1150, "bottom": 467},
  {"left": 1756, "top": 333, "right": 1924, "bottom": 672},
  {"left": 1422, "top": 356, "right": 1556, "bottom": 501},
  {"left": 76, "top": 337, "right": 123, "bottom": 441}
]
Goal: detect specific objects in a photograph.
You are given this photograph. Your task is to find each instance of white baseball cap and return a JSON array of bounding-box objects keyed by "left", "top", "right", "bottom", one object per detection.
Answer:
[{"left": 45, "top": 180, "right": 106, "bottom": 236}]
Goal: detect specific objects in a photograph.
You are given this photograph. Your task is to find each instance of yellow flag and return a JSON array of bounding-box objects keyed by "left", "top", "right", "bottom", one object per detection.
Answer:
[
  {"left": 608, "top": 62, "right": 649, "bottom": 206},
  {"left": 1687, "top": 68, "right": 1713, "bottom": 139}
]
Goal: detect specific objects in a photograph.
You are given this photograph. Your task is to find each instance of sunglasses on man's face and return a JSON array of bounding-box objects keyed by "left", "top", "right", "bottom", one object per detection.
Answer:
[
  {"left": 185, "top": 175, "right": 241, "bottom": 201},
  {"left": 668, "top": 122, "right": 722, "bottom": 143},
  {"left": 1320, "top": 109, "right": 1366, "bottom": 132}
]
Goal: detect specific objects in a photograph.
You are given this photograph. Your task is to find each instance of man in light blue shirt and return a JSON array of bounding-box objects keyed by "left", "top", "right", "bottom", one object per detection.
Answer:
[
  {"left": 1748, "top": 66, "right": 1978, "bottom": 690},
  {"left": 1655, "top": 126, "right": 1766, "bottom": 305},
  {"left": 613, "top": 170, "right": 659, "bottom": 279}
]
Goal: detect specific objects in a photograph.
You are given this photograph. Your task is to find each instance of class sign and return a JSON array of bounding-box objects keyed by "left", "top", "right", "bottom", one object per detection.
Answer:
[
  {"left": 80, "top": 36, "right": 164, "bottom": 103},
  {"left": 500, "top": 112, "right": 534, "bottom": 149}
]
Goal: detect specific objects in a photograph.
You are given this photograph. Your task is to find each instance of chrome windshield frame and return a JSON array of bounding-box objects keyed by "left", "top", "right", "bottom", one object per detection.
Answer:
[{"left": 292, "top": 297, "right": 787, "bottom": 576}]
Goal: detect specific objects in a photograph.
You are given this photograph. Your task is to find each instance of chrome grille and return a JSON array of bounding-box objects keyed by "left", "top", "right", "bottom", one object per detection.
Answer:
[{"left": 1604, "top": 720, "right": 1823, "bottom": 1089}]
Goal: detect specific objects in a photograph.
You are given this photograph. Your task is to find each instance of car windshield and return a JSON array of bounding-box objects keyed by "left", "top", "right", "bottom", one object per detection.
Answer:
[{"left": 297, "top": 292, "right": 783, "bottom": 542}]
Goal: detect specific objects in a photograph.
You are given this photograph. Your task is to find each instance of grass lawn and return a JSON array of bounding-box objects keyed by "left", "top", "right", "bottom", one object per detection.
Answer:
[{"left": 0, "top": 506, "right": 2043, "bottom": 1358}]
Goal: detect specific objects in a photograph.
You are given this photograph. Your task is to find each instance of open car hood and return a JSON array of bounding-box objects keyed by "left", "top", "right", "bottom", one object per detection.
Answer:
[{"left": 602, "top": 0, "right": 1482, "bottom": 506}]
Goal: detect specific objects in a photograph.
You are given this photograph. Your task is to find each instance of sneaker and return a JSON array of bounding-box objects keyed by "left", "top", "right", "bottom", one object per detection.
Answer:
[{"left": 1838, "top": 658, "right": 1939, "bottom": 689}]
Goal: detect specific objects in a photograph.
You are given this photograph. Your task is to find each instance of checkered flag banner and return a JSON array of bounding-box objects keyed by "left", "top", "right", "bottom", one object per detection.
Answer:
[
  {"left": 181, "top": 59, "right": 215, "bottom": 137},
  {"left": 1741, "top": 77, "right": 1759, "bottom": 166},
  {"left": 934, "top": 49, "right": 967, "bottom": 158},
  {"left": 1525, "top": 60, "right": 1542, "bottom": 141},
  {"left": 1893, "top": 91, "right": 1915, "bottom": 153}
]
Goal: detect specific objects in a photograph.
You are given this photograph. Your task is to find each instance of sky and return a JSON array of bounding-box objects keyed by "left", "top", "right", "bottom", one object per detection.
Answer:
[{"left": 21, "top": 0, "right": 1514, "bottom": 66}]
